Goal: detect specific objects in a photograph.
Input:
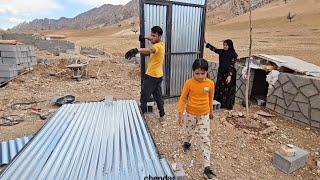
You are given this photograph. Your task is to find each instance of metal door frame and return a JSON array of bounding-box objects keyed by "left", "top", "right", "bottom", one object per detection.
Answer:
[{"left": 139, "top": 0, "right": 207, "bottom": 99}]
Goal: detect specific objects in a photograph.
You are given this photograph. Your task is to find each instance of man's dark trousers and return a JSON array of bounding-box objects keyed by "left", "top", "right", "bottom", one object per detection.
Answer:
[{"left": 140, "top": 74, "right": 165, "bottom": 117}]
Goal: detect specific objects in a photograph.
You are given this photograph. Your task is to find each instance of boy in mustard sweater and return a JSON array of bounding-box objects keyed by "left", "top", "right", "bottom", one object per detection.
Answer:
[
  {"left": 125, "top": 26, "right": 165, "bottom": 121},
  {"left": 178, "top": 58, "right": 216, "bottom": 179}
]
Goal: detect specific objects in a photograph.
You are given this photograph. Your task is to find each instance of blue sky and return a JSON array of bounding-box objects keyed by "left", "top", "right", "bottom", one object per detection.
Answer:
[{"left": 0, "top": 0, "right": 131, "bottom": 30}]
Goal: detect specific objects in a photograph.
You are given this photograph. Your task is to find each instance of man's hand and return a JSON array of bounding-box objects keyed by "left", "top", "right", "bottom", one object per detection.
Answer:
[
  {"left": 209, "top": 111, "right": 214, "bottom": 120},
  {"left": 178, "top": 113, "right": 186, "bottom": 126},
  {"left": 226, "top": 75, "right": 231, "bottom": 84},
  {"left": 125, "top": 48, "right": 139, "bottom": 60}
]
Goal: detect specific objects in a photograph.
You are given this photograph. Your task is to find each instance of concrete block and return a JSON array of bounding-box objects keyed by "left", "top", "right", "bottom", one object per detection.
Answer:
[
  {"left": 175, "top": 170, "right": 186, "bottom": 180},
  {"left": 16, "top": 45, "right": 29, "bottom": 51},
  {"left": 0, "top": 77, "right": 9, "bottom": 82},
  {"left": 213, "top": 100, "right": 221, "bottom": 111},
  {"left": 174, "top": 162, "right": 186, "bottom": 180},
  {"left": 0, "top": 64, "right": 22, "bottom": 71},
  {"left": 0, "top": 70, "right": 19, "bottom": 77},
  {"left": 0, "top": 57, "right": 19, "bottom": 65},
  {"left": 147, "top": 101, "right": 156, "bottom": 113},
  {"left": 0, "top": 44, "right": 17, "bottom": 51},
  {"left": 273, "top": 145, "right": 309, "bottom": 174},
  {"left": 0, "top": 51, "right": 28, "bottom": 58}
]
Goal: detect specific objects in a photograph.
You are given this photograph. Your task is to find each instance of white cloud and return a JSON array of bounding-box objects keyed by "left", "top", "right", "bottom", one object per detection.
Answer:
[
  {"left": 0, "top": 0, "right": 62, "bottom": 15},
  {"left": 9, "top": 17, "right": 29, "bottom": 24},
  {"left": 0, "top": 8, "right": 7, "bottom": 14},
  {"left": 71, "top": 0, "right": 131, "bottom": 7}
]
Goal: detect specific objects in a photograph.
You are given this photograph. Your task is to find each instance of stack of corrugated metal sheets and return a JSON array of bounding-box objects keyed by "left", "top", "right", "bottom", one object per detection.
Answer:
[{"left": 0, "top": 100, "right": 173, "bottom": 179}]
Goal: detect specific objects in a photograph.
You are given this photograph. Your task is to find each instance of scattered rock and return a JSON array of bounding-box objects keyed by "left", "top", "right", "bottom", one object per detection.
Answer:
[
  {"left": 281, "top": 134, "right": 288, "bottom": 139},
  {"left": 189, "top": 159, "right": 194, "bottom": 168},
  {"left": 232, "top": 154, "right": 238, "bottom": 159},
  {"left": 260, "top": 126, "right": 277, "bottom": 135},
  {"left": 252, "top": 114, "right": 259, "bottom": 120},
  {"left": 243, "top": 129, "right": 251, "bottom": 134},
  {"left": 238, "top": 112, "right": 244, "bottom": 117},
  {"left": 252, "top": 135, "right": 259, "bottom": 140}
]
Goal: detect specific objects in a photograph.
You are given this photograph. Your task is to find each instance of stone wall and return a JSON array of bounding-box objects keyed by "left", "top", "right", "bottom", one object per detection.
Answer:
[
  {"left": 1, "top": 33, "right": 75, "bottom": 55},
  {"left": 207, "top": 61, "right": 320, "bottom": 128},
  {"left": 267, "top": 73, "right": 320, "bottom": 128}
]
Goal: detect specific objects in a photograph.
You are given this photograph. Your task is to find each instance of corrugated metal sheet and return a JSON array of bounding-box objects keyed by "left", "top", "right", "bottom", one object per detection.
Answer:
[
  {"left": 170, "top": 4, "right": 204, "bottom": 96},
  {"left": 0, "top": 135, "right": 33, "bottom": 166},
  {"left": 0, "top": 100, "right": 174, "bottom": 179},
  {"left": 141, "top": 0, "right": 206, "bottom": 97},
  {"left": 257, "top": 54, "right": 320, "bottom": 78},
  {"left": 168, "top": 0, "right": 206, "bottom": 5}
]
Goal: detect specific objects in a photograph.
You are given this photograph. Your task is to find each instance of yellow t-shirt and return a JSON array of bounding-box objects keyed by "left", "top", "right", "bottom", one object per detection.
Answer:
[
  {"left": 146, "top": 41, "right": 165, "bottom": 78},
  {"left": 178, "top": 78, "right": 215, "bottom": 116}
]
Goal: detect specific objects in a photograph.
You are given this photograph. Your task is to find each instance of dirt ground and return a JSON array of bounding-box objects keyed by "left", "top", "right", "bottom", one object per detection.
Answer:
[
  {"left": 0, "top": 51, "right": 319, "bottom": 179},
  {"left": 0, "top": 53, "right": 141, "bottom": 143},
  {"left": 1, "top": 0, "right": 320, "bottom": 178},
  {"left": 146, "top": 102, "right": 320, "bottom": 179}
]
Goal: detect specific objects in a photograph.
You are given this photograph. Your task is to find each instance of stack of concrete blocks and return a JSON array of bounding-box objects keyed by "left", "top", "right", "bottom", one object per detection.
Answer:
[
  {"left": 0, "top": 44, "right": 37, "bottom": 82},
  {"left": 2, "top": 33, "right": 75, "bottom": 56}
]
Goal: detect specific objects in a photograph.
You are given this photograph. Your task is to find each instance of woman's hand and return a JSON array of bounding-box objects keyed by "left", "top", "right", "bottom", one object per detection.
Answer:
[
  {"left": 226, "top": 75, "right": 231, "bottom": 84},
  {"left": 178, "top": 113, "right": 186, "bottom": 126}
]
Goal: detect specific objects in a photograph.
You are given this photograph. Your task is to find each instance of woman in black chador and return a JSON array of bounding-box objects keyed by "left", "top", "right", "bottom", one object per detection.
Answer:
[{"left": 205, "top": 39, "right": 238, "bottom": 110}]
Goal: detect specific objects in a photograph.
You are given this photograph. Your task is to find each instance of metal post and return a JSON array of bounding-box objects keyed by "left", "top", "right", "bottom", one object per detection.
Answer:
[{"left": 245, "top": 0, "right": 252, "bottom": 116}]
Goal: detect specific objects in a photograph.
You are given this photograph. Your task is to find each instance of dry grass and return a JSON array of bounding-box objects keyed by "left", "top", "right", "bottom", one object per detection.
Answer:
[{"left": 205, "top": 0, "right": 320, "bottom": 65}]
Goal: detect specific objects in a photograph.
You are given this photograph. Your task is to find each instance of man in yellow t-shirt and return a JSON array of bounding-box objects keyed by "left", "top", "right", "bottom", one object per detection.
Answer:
[{"left": 125, "top": 26, "right": 165, "bottom": 121}]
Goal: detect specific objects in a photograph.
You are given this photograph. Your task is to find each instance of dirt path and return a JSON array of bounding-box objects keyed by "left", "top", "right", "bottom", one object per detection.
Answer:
[{"left": 146, "top": 102, "right": 320, "bottom": 179}]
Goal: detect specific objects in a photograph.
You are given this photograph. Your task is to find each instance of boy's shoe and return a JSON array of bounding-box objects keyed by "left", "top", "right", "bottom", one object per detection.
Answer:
[
  {"left": 204, "top": 166, "right": 217, "bottom": 180},
  {"left": 183, "top": 142, "right": 191, "bottom": 153}
]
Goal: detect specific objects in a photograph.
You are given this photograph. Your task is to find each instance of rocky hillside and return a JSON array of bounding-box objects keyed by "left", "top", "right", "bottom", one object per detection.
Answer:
[
  {"left": 14, "top": 0, "right": 139, "bottom": 30},
  {"left": 13, "top": 0, "right": 275, "bottom": 30}
]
